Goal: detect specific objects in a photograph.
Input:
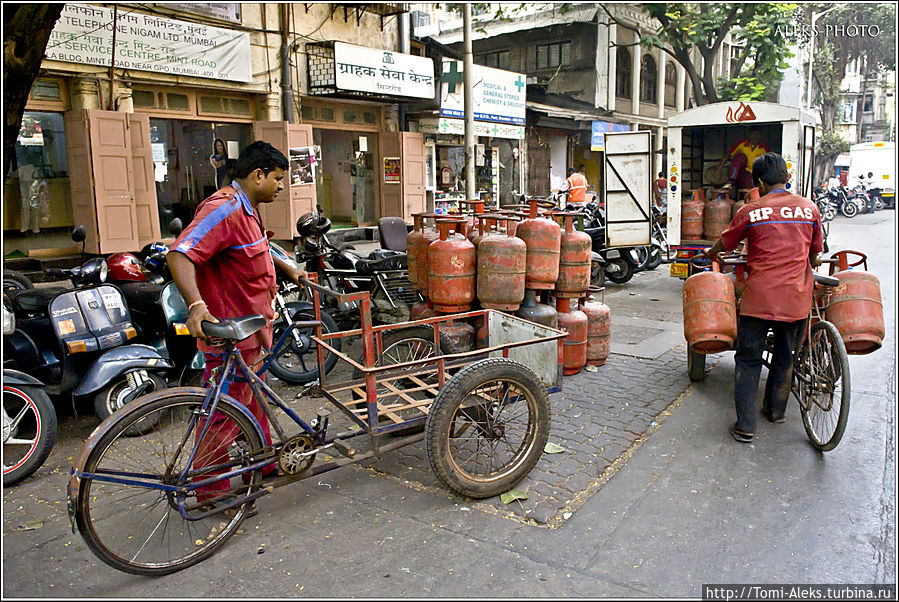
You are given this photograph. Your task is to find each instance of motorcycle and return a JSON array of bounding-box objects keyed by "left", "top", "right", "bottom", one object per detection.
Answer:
[
  {"left": 3, "top": 299, "right": 57, "bottom": 486},
  {"left": 5, "top": 226, "right": 172, "bottom": 426},
  {"left": 813, "top": 187, "right": 838, "bottom": 222},
  {"left": 293, "top": 206, "right": 421, "bottom": 329}
]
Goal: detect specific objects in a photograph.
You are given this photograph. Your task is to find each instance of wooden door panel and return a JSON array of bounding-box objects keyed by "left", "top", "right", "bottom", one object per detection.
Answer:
[
  {"left": 127, "top": 113, "right": 161, "bottom": 245},
  {"left": 379, "top": 132, "right": 401, "bottom": 219},
  {"left": 253, "top": 121, "right": 316, "bottom": 239},
  {"left": 401, "top": 132, "right": 426, "bottom": 221},
  {"left": 287, "top": 124, "right": 316, "bottom": 230},
  {"left": 64, "top": 111, "right": 100, "bottom": 253},
  {"left": 88, "top": 110, "right": 138, "bottom": 253}
]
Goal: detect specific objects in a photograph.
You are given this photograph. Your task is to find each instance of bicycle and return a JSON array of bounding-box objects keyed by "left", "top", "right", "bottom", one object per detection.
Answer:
[
  {"left": 67, "top": 278, "right": 565, "bottom": 575},
  {"left": 686, "top": 253, "right": 851, "bottom": 451}
]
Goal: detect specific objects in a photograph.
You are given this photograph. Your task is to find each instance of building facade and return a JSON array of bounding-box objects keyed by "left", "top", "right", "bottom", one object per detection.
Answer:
[{"left": 6, "top": 2, "right": 429, "bottom": 257}]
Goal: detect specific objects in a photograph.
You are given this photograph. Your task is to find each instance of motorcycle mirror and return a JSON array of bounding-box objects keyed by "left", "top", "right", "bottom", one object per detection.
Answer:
[
  {"left": 169, "top": 218, "right": 183, "bottom": 236},
  {"left": 71, "top": 225, "right": 86, "bottom": 243},
  {"left": 316, "top": 204, "right": 324, "bottom": 214}
]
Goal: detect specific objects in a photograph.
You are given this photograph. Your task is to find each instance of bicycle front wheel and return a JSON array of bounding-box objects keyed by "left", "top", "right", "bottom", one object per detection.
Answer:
[
  {"left": 73, "top": 391, "right": 265, "bottom": 575},
  {"left": 797, "top": 321, "right": 851, "bottom": 451}
]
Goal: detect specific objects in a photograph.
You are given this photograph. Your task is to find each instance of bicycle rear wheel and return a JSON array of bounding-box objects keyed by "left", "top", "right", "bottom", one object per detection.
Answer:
[
  {"left": 797, "top": 321, "right": 851, "bottom": 451},
  {"left": 73, "top": 392, "right": 265, "bottom": 575}
]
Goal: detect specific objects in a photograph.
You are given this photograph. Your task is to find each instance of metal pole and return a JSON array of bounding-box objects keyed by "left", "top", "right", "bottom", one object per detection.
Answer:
[
  {"left": 109, "top": 4, "right": 118, "bottom": 110},
  {"left": 281, "top": 3, "right": 293, "bottom": 123},
  {"left": 463, "top": 5, "right": 476, "bottom": 199}
]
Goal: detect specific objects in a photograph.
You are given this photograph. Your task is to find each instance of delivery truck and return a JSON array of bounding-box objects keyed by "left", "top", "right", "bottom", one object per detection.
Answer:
[
  {"left": 849, "top": 141, "right": 895, "bottom": 208},
  {"left": 664, "top": 101, "right": 818, "bottom": 278}
]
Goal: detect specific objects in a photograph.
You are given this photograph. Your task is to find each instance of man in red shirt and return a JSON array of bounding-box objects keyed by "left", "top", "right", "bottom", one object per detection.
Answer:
[
  {"left": 706, "top": 153, "right": 824, "bottom": 443},
  {"left": 168, "top": 141, "right": 305, "bottom": 502}
]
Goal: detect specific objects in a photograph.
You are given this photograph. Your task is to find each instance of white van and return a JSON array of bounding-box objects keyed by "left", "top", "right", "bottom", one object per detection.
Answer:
[{"left": 849, "top": 141, "right": 895, "bottom": 207}]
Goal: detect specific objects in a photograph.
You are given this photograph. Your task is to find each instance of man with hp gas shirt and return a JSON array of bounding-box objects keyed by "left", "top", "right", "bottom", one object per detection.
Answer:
[{"left": 706, "top": 153, "right": 824, "bottom": 443}]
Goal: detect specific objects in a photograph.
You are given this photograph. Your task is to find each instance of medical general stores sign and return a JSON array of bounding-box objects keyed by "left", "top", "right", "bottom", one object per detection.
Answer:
[
  {"left": 46, "top": 3, "right": 251, "bottom": 83},
  {"left": 333, "top": 42, "right": 435, "bottom": 99}
]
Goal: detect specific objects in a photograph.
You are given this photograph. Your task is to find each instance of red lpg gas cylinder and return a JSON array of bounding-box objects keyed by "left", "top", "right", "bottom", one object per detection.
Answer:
[
  {"left": 826, "top": 251, "right": 885, "bottom": 354},
  {"left": 556, "top": 297, "right": 587, "bottom": 375},
  {"left": 410, "top": 300, "right": 437, "bottom": 321},
  {"left": 477, "top": 215, "right": 527, "bottom": 311},
  {"left": 415, "top": 214, "right": 440, "bottom": 296},
  {"left": 580, "top": 290, "right": 611, "bottom": 366},
  {"left": 681, "top": 193, "right": 705, "bottom": 240},
  {"left": 458, "top": 199, "right": 486, "bottom": 235},
  {"left": 703, "top": 197, "right": 732, "bottom": 240},
  {"left": 554, "top": 213, "right": 592, "bottom": 297},
  {"left": 406, "top": 213, "right": 426, "bottom": 286},
  {"left": 516, "top": 199, "right": 561, "bottom": 290},
  {"left": 428, "top": 218, "right": 476, "bottom": 313},
  {"left": 683, "top": 260, "right": 737, "bottom": 352}
]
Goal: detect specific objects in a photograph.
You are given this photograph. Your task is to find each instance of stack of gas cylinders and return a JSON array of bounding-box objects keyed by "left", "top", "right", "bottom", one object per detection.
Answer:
[
  {"left": 682, "top": 188, "right": 738, "bottom": 242},
  {"left": 406, "top": 197, "right": 611, "bottom": 377}
]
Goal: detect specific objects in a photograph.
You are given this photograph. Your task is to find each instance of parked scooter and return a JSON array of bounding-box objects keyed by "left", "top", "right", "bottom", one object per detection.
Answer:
[
  {"left": 5, "top": 227, "right": 172, "bottom": 425},
  {"left": 3, "top": 299, "right": 57, "bottom": 486},
  {"left": 293, "top": 206, "right": 421, "bottom": 329}
]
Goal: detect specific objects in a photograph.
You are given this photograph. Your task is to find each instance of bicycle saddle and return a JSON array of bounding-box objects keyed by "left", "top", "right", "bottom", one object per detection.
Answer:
[
  {"left": 202, "top": 315, "right": 266, "bottom": 342},
  {"left": 814, "top": 273, "right": 840, "bottom": 287}
]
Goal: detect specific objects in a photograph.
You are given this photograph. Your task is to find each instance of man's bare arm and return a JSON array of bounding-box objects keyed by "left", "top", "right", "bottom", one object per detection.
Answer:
[
  {"left": 167, "top": 251, "right": 218, "bottom": 340},
  {"left": 272, "top": 255, "right": 306, "bottom": 286}
]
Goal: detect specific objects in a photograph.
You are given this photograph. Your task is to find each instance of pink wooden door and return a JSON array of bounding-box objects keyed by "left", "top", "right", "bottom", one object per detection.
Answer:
[
  {"left": 253, "top": 121, "right": 317, "bottom": 239},
  {"left": 88, "top": 110, "right": 139, "bottom": 253},
  {"left": 127, "top": 113, "right": 161, "bottom": 245},
  {"left": 378, "top": 132, "right": 402, "bottom": 219},
  {"left": 64, "top": 111, "right": 101, "bottom": 253},
  {"left": 401, "top": 132, "right": 426, "bottom": 221}
]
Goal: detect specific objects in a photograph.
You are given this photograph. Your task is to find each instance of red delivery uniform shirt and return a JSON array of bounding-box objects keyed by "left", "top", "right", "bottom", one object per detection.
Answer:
[
  {"left": 566, "top": 172, "right": 588, "bottom": 204},
  {"left": 720, "top": 189, "right": 824, "bottom": 322},
  {"left": 170, "top": 182, "right": 278, "bottom": 352}
]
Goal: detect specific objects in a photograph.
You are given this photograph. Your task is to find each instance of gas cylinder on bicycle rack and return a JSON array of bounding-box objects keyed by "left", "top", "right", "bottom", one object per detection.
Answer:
[
  {"left": 824, "top": 250, "right": 884, "bottom": 354},
  {"left": 428, "top": 218, "right": 476, "bottom": 313},
  {"left": 415, "top": 213, "right": 440, "bottom": 298},
  {"left": 406, "top": 213, "right": 426, "bottom": 287},
  {"left": 683, "top": 259, "right": 737, "bottom": 352}
]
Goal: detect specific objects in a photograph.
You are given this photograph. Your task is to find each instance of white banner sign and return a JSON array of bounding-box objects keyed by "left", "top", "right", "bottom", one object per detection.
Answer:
[
  {"left": 334, "top": 42, "right": 435, "bottom": 99},
  {"left": 440, "top": 60, "right": 526, "bottom": 125},
  {"left": 418, "top": 118, "right": 524, "bottom": 140},
  {"left": 46, "top": 4, "right": 252, "bottom": 83}
]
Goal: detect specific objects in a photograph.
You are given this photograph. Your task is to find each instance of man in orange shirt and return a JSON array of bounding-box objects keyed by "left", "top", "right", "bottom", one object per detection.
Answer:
[{"left": 564, "top": 165, "right": 588, "bottom": 207}]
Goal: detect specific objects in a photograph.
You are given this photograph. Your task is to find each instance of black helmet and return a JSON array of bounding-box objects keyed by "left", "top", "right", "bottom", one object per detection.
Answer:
[{"left": 296, "top": 212, "right": 331, "bottom": 236}]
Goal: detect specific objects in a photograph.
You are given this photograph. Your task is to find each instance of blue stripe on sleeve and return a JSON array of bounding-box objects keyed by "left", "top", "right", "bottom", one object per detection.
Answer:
[
  {"left": 229, "top": 235, "right": 268, "bottom": 250},
  {"left": 172, "top": 201, "right": 241, "bottom": 254}
]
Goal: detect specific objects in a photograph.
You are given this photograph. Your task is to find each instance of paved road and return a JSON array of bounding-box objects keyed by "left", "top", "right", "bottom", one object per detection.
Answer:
[{"left": 2, "top": 211, "right": 894, "bottom": 597}]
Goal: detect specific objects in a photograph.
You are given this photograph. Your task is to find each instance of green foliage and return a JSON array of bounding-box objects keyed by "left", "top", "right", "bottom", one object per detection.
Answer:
[
  {"left": 817, "top": 129, "right": 850, "bottom": 159},
  {"left": 639, "top": 4, "right": 796, "bottom": 105}
]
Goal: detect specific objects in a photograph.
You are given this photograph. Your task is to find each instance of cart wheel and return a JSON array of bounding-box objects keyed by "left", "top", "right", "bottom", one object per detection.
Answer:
[
  {"left": 425, "top": 358, "right": 550, "bottom": 499},
  {"left": 687, "top": 348, "right": 706, "bottom": 382}
]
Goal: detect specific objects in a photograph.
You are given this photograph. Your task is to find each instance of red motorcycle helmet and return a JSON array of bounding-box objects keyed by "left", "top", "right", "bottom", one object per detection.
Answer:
[{"left": 107, "top": 252, "right": 146, "bottom": 282}]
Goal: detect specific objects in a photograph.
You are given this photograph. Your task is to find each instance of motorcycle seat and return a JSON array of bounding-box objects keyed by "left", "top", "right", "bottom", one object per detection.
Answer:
[
  {"left": 118, "top": 281, "right": 165, "bottom": 313},
  {"left": 368, "top": 249, "right": 404, "bottom": 261},
  {"left": 9, "top": 287, "right": 67, "bottom": 315},
  {"left": 357, "top": 253, "right": 407, "bottom": 274},
  {"left": 202, "top": 315, "right": 266, "bottom": 342}
]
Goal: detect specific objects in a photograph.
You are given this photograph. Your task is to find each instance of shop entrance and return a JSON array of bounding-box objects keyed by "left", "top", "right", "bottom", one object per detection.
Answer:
[
  {"left": 313, "top": 129, "right": 379, "bottom": 227},
  {"left": 148, "top": 119, "right": 252, "bottom": 235}
]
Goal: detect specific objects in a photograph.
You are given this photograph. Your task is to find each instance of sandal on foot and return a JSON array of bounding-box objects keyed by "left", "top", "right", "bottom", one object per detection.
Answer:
[{"left": 730, "top": 424, "right": 754, "bottom": 443}]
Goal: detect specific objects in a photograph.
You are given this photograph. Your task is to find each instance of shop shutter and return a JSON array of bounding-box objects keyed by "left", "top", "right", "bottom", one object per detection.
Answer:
[
  {"left": 127, "top": 113, "right": 162, "bottom": 244},
  {"left": 401, "top": 132, "right": 426, "bottom": 220}
]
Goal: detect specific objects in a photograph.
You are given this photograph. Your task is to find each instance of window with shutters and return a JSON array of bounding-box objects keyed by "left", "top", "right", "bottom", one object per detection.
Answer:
[{"left": 616, "top": 49, "right": 632, "bottom": 100}]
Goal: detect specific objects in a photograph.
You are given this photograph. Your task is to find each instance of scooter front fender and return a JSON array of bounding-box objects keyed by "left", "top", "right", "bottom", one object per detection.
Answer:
[
  {"left": 73, "top": 344, "right": 173, "bottom": 397},
  {"left": 2, "top": 369, "right": 45, "bottom": 387}
]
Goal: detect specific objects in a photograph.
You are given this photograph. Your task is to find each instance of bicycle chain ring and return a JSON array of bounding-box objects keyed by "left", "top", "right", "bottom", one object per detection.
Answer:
[{"left": 278, "top": 435, "right": 317, "bottom": 476}]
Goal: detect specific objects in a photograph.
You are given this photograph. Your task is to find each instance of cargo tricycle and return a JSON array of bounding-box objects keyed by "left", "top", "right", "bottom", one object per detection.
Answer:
[{"left": 67, "top": 277, "right": 567, "bottom": 575}]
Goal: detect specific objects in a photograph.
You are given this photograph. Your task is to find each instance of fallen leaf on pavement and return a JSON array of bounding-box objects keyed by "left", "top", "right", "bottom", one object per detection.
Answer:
[
  {"left": 543, "top": 442, "right": 566, "bottom": 454},
  {"left": 500, "top": 489, "right": 528, "bottom": 504},
  {"left": 17, "top": 519, "right": 44, "bottom": 531}
]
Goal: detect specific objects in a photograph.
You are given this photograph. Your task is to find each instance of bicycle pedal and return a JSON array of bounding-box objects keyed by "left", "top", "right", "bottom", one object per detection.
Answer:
[{"left": 333, "top": 439, "right": 356, "bottom": 458}]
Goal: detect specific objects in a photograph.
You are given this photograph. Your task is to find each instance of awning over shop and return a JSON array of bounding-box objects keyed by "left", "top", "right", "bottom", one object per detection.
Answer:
[{"left": 526, "top": 101, "right": 608, "bottom": 123}]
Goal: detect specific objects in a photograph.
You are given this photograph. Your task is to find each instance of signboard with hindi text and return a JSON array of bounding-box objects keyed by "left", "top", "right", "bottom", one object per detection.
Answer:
[
  {"left": 440, "top": 60, "right": 526, "bottom": 125},
  {"left": 46, "top": 3, "right": 251, "bottom": 83},
  {"left": 334, "top": 42, "right": 434, "bottom": 99}
]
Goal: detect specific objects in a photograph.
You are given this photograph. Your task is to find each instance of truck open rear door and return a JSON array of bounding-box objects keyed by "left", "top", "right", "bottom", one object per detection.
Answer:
[{"left": 603, "top": 131, "right": 651, "bottom": 247}]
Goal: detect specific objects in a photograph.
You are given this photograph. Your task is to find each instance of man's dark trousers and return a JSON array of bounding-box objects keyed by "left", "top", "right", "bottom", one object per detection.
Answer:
[{"left": 734, "top": 315, "right": 805, "bottom": 434}]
